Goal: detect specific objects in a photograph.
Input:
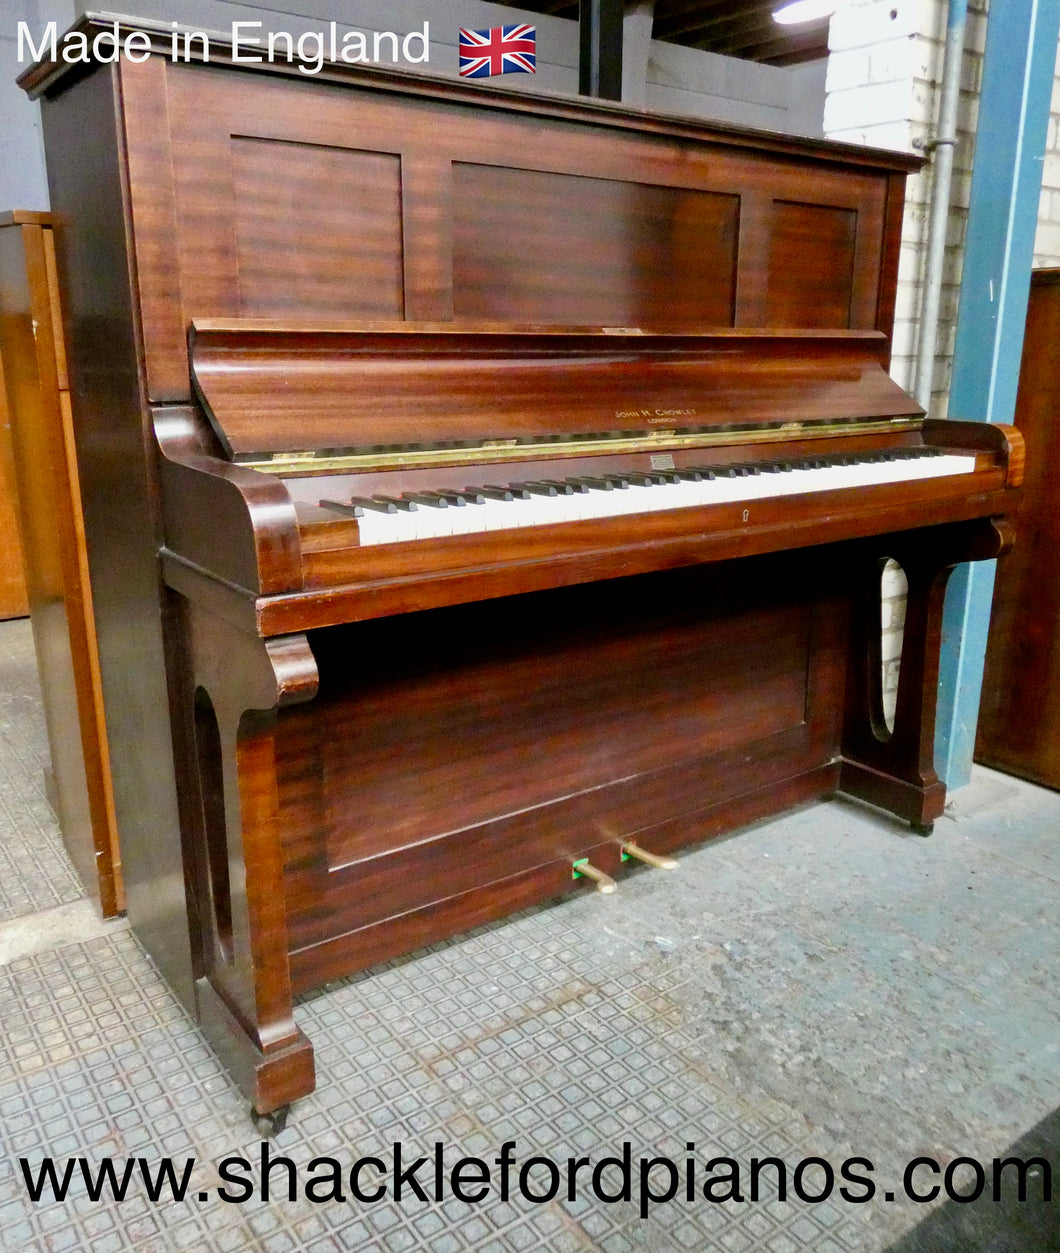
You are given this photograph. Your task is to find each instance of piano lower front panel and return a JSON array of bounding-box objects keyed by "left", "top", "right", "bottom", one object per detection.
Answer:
[{"left": 276, "top": 557, "right": 849, "bottom": 994}]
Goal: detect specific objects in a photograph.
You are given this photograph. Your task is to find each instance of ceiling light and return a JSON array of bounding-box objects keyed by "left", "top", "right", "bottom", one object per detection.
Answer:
[{"left": 772, "top": 0, "right": 838, "bottom": 25}]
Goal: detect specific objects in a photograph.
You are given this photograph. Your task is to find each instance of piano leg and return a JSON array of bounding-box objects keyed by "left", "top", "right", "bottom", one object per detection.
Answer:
[
  {"left": 176, "top": 600, "right": 318, "bottom": 1115},
  {"left": 839, "top": 518, "right": 1013, "bottom": 832}
]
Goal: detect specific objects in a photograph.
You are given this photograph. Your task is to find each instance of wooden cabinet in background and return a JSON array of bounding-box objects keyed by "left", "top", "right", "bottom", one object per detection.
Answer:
[
  {"left": 0, "top": 210, "right": 123, "bottom": 915},
  {"left": 977, "top": 268, "right": 1060, "bottom": 790},
  {"left": 0, "top": 350, "right": 29, "bottom": 619}
]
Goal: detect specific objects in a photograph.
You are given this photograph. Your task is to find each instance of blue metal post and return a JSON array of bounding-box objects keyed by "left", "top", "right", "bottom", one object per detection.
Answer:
[{"left": 935, "top": 0, "right": 1060, "bottom": 789}]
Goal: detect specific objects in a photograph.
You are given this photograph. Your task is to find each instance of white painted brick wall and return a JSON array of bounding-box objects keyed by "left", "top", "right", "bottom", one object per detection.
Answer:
[
  {"left": 1033, "top": 42, "right": 1060, "bottom": 265},
  {"left": 826, "top": 0, "right": 988, "bottom": 411}
]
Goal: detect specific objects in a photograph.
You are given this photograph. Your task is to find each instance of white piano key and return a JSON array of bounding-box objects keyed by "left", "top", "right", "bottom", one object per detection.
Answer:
[{"left": 352, "top": 509, "right": 408, "bottom": 545}]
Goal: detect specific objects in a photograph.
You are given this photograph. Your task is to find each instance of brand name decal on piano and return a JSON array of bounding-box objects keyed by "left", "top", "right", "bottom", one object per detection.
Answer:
[
  {"left": 615, "top": 409, "right": 697, "bottom": 421},
  {"left": 15, "top": 20, "right": 432, "bottom": 76}
]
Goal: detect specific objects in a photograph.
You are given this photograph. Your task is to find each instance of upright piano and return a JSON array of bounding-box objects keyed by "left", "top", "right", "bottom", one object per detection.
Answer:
[{"left": 22, "top": 16, "right": 1022, "bottom": 1120}]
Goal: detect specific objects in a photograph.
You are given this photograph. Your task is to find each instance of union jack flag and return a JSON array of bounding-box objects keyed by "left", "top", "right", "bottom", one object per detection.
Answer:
[{"left": 458, "top": 24, "right": 536, "bottom": 77}]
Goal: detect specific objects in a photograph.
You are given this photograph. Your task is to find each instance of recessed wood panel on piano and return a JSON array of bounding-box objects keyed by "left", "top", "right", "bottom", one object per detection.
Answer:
[{"left": 22, "top": 16, "right": 1022, "bottom": 1119}]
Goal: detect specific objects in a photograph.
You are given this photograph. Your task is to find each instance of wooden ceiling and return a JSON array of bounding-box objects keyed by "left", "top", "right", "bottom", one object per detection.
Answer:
[{"left": 499, "top": 1, "right": 831, "bottom": 66}]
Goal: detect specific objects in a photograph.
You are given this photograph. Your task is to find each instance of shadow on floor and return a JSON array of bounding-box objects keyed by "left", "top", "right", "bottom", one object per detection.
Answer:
[{"left": 885, "top": 1105, "right": 1058, "bottom": 1252}]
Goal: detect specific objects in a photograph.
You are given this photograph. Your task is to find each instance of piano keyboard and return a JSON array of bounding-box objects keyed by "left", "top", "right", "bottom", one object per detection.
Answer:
[{"left": 322, "top": 448, "right": 978, "bottom": 546}]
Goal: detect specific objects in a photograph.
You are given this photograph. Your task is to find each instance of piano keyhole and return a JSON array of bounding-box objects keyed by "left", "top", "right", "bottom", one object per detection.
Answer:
[{"left": 880, "top": 559, "right": 907, "bottom": 735}]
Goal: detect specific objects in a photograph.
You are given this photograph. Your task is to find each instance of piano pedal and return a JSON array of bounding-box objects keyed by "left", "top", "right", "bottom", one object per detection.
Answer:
[
  {"left": 572, "top": 859, "right": 617, "bottom": 894},
  {"left": 621, "top": 842, "right": 678, "bottom": 871},
  {"left": 250, "top": 1103, "right": 291, "bottom": 1137}
]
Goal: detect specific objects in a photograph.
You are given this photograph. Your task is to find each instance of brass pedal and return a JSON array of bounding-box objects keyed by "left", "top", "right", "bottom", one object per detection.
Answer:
[
  {"left": 572, "top": 858, "right": 617, "bottom": 894},
  {"left": 621, "top": 842, "right": 678, "bottom": 871}
]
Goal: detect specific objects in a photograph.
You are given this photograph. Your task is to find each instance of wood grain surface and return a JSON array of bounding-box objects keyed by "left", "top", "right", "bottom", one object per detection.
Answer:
[{"left": 976, "top": 269, "right": 1060, "bottom": 788}]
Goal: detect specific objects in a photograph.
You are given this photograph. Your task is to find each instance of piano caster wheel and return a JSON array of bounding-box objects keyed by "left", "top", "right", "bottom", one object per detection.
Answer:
[
  {"left": 251, "top": 1104, "right": 290, "bottom": 1136},
  {"left": 911, "top": 820, "right": 934, "bottom": 838}
]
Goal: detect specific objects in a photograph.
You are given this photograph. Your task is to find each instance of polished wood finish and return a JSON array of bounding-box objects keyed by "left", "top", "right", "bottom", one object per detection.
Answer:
[
  {"left": 35, "top": 68, "right": 193, "bottom": 1002},
  {"left": 977, "top": 269, "right": 1060, "bottom": 788},
  {"left": 24, "top": 17, "right": 1018, "bottom": 1116},
  {"left": 0, "top": 213, "right": 122, "bottom": 913},
  {"left": 189, "top": 324, "right": 921, "bottom": 460},
  {"left": 0, "top": 351, "right": 29, "bottom": 619}
]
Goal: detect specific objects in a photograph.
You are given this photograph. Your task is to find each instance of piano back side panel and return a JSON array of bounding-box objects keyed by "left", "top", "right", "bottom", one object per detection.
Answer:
[
  {"left": 117, "top": 56, "right": 906, "bottom": 404},
  {"left": 277, "top": 558, "right": 847, "bottom": 991}
]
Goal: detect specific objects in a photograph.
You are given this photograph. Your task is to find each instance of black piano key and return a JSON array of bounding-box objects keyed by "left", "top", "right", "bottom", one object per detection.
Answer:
[
  {"left": 547, "top": 479, "right": 591, "bottom": 493},
  {"left": 483, "top": 484, "right": 532, "bottom": 500},
  {"left": 530, "top": 479, "right": 578, "bottom": 494},
  {"left": 319, "top": 498, "right": 365, "bottom": 516},
  {"left": 422, "top": 490, "right": 468, "bottom": 506},
  {"left": 344, "top": 496, "right": 399, "bottom": 514},
  {"left": 448, "top": 489, "right": 487, "bottom": 504},
  {"left": 568, "top": 476, "right": 616, "bottom": 491},
  {"left": 475, "top": 485, "right": 516, "bottom": 501},
  {"left": 402, "top": 492, "right": 450, "bottom": 508},
  {"left": 370, "top": 495, "right": 418, "bottom": 511},
  {"left": 509, "top": 481, "right": 559, "bottom": 496}
]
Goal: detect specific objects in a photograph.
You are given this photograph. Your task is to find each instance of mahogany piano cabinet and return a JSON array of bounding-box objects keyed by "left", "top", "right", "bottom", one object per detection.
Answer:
[{"left": 21, "top": 16, "right": 1022, "bottom": 1122}]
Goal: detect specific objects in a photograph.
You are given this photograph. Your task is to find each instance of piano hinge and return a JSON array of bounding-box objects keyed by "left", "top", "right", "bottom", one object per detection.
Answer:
[{"left": 237, "top": 417, "right": 925, "bottom": 476}]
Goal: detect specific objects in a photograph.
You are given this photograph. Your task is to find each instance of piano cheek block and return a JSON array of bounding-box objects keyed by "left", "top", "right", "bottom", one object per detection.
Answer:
[{"left": 24, "top": 21, "right": 1021, "bottom": 1117}]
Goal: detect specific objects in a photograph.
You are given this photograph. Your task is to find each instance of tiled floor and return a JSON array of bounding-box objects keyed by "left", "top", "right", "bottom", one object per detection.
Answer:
[
  {"left": 0, "top": 620, "right": 83, "bottom": 920},
  {"left": 0, "top": 616, "right": 1057, "bottom": 1252}
]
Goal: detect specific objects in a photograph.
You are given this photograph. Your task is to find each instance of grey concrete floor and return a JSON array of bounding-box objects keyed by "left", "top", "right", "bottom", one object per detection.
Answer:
[{"left": 0, "top": 615, "right": 1057, "bottom": 1252}]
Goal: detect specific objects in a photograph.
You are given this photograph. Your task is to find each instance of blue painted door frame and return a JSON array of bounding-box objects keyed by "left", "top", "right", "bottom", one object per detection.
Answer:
[{"left": 935, "top": 0, "right": 1060, "bottom": 789}]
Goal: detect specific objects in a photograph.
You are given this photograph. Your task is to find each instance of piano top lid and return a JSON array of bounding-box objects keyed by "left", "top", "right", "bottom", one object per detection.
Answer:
[
  {"left": 188, "top": 321, "right": 925, "bottom": 466},
  {"left": 19, "top": 15, "right": 921, "bottom": 177}
]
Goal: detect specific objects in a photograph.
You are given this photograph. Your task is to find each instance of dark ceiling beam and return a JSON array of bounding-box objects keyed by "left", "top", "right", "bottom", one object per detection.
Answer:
[
  {"left": 767, "top": 42, "right": 832, "bottom": 66},
  {"left": 490, "top": 0, "right": 826, "bottom": 67},
  {"left": 579, "top": 0, "right": 624, "bottom": 100},
  {"left": 654, "top": 0, "right": 748, "bottom": 18},
  {"left": 706, "top": 26, "right": 829, "bottom": 61},
  {"left": 655, "top": 11, "right": 775, "bottom": 42},
  {"left": 655, "top": 0, "right": 776, "bottom": 26}
]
